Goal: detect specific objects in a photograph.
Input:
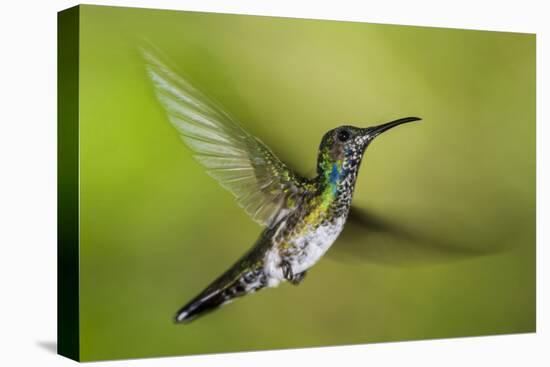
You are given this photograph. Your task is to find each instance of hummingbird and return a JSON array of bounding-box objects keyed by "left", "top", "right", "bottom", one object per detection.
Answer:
[{"left": 143, "top": 49, "right": 421, "bottom": 324}]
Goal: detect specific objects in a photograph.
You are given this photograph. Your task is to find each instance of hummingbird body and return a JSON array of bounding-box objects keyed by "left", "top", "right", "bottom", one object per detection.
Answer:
[
  {"left": 262, "top": 136, "right": 369, "bottom": 286},
  {"left": 143, "top": 48, "right": 420, "bottom": 323},
  {"left": 172, "top": 129, "right": 394, "bottom": 322}
]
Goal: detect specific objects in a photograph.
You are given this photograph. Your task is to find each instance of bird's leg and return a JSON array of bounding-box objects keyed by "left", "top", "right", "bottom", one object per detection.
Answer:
[
  {"left": 281, "top": 261, "right": 307, "bottom": 285},
  {"left": 281, "top": 260, "right": 293, "bottom": 279},
  {"left": 290, "top": 271, "right": 307, "bottom": 285}
]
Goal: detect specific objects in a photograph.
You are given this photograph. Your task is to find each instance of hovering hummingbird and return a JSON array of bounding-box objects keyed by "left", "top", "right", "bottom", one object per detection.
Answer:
[{"left": 143, "top": 49, "right": 421, "bottom": 324}]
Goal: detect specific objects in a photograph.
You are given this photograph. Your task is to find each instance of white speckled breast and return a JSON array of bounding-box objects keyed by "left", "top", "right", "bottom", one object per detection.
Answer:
[{"left": 262, "top": 217, "right": 345, "bottom": 287}]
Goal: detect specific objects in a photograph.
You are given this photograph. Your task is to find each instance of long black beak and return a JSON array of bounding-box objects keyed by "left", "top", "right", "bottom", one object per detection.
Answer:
[{"left": 365, "top": 117, "right": 421, "bottom": 138}]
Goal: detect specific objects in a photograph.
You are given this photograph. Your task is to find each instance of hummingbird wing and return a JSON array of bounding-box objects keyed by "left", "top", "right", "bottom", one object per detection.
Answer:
[
  {"left": 333, "top": 206, "right": 512, "bottom": 266},
  {"left": 143, "top": 48, "right": 309, "bottom": 227}
]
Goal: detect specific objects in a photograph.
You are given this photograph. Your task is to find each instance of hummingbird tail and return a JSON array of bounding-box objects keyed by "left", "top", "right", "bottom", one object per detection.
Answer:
[
  {"left": 174, "top": 264, "right": 266, "bottom": 324},
  {"left": 174, "top": 288, "right": 230, "bottom": 324}
]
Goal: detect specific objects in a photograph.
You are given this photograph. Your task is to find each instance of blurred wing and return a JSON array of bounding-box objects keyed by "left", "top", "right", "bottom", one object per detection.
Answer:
[
  {"left": 143, "top": 48, "right": 310, "bottom": 227},
  {"left": 331, "top": 207, "right": 510, "bottom": 266}
]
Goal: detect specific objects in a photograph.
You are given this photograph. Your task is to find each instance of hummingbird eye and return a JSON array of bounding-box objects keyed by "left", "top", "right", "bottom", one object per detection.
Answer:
[{"left": 337, "top": 129, "right": 351, "bottom": 143}]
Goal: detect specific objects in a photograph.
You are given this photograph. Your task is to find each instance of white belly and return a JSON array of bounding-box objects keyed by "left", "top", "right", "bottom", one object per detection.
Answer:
[{"left": 263, "top": 217, "right": 345, "bottom": 287}]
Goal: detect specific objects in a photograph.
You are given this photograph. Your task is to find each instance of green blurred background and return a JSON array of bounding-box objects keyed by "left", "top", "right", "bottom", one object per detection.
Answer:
[{"left": 77, "top": 5, "right": 535, "bottom": 361}]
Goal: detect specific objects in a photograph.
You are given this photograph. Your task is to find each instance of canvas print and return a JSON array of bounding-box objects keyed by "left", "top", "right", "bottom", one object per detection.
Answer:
[{"left": 58, "top": 5, "right": 536, "bottom": 362}]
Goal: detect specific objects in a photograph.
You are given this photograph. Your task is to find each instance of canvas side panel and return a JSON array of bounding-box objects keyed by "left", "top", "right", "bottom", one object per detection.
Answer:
[{"left": 57, "top": 5, "right": 80, "bottom": 362}]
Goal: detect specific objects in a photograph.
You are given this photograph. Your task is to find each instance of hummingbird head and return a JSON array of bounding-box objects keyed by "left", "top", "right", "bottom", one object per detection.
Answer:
[{"left": 316, "top": 117, "right": 421, "bottom": 183}]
